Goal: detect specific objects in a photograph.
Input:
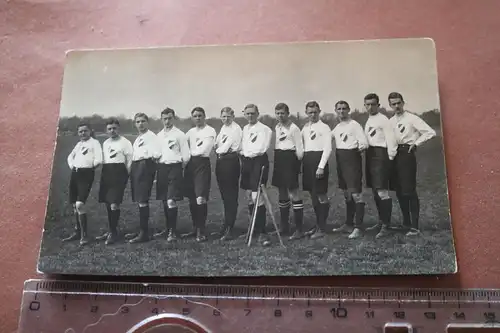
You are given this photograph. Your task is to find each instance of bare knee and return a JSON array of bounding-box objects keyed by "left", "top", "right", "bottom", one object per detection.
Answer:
[
  {"left": 196, "top": 196, "right": 207, "bottom": 205},
  {"left": 75, "top": 201, "right": 85, "bottom": 214},
  {"left": 110, "top": 203, "right": 119, "bottom": 210},
  {"left": 377, "top": 190, "right": 390, "bottom": 200},
  {"left": 138, "top": 202, "right": 148, "bottom": 208},
  {"left": 352, "top": 193, "right": 364, "bottom": 203},
  {"left": 289, "top": 189, "right": 301, "bottom": 201},
  {"left": 167, "top": 199, "right": 177, "bottom": 208}
]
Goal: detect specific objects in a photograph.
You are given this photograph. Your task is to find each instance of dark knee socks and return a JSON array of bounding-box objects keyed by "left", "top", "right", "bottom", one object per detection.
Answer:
[{"left": 292, "top": 200, "right": 304, "bottom": 231}]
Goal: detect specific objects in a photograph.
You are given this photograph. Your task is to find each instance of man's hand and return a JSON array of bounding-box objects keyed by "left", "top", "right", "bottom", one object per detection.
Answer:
[
  {"left": 408, "top": 144, "right": 416, "bottom": 153},
  {"left": 316, "top": 167, "right": 324, "bottom": 179}
]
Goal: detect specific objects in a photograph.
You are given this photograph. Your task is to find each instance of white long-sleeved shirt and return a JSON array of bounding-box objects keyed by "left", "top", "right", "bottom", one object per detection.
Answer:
[
  {"left": 241, "top": 121, "right": 272, "bottom": 158},
  {"left": 186, "top": 125, "right": 217, "bottom": 157},
  {"left": 67, "top": 137, "right": 103, "bottom": 169},
  {"left": 364, "top": 112, "right": 398, "bottom": 160},
  {"left": 132, "top": 130, "right": 161, "bottom": 161},
  {"left": 389, "top": 111, "right": 436, "bottom": 146},
  {"left": 103, "top": 136, "right": 133, "bottom": 170},
  {"left": 275, "top": 122, "right": 304, "bottom": 160},
  {"left": 157, "top": 126, "right": 191, "bottom": 165},
  {"left": 332, "top": 119, "right": 369, "bottom": 150},
  {"left": 215, "top": 122, "right": 242, "bottom": 154},
  {"left": 301, "top": 120, "right": 332, "bottom": 169}
]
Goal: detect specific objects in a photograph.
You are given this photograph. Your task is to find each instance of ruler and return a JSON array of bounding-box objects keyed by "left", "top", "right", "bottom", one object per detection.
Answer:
[{"left": 18, "top": 279, "right": 500, "bottom": 333}]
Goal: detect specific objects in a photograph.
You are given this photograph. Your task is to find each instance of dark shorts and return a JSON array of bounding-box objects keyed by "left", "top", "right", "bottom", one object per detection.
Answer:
[
  {"left": 98, "top": 163, "right": 129, "bottom": 204},
  {"left": 272, "top": 150, "right": 300, "bottom": 190},
  {"left": 390, "top": 144, "right": 417, "bottom": 195},
  {"left": 216, "top": 152, "right": 240, "bottom": 192},
  {"left": 240, "top": 153, "right": 269, "bottom": 191},
  {"left": 156, "top": 162, "right": 184, "bottom": 201},
  {"left": 302, "top": 151, "right": 329, "bottom": 195},
  {"left": 130, "top": 159, "right": 157, "bottom": 203},
  {"left": 336, "top": 148, "right": 363, "bottom": 193},
  {"left": 365, "top": 146, "right": 392, "bottom": 190},
  {"left": 69, "top": 167, "right": 95, "bottom": 204},
  {"left": 184, "top": 156, "right": 211, "bottom": 200}
]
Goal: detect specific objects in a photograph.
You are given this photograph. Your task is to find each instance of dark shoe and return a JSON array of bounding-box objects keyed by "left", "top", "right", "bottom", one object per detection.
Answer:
[
  {"left": 304, "top": 226, "right": 317, "bottom": 236},
  {"left": 220, "top": 227, "right": 233, "bottom": 241},
  {"left": 95, "top": 232, "right": 109, "bottom": 241},
  {"left": 258, "top": 234, "right": 271, "bottom": 247},
  {"left": 153, "top": 229, "right": 167, "bottom": 238},
  {"left": 375, "top": 225, "right": 391, "bottom": 239},
  {"left": 129, "top": 231, "right": 149, "bottom": 243},
  {"left": 167, "top": 230, "right": 178, "bottom": 242},
  {"left": 105, "top": 232, "right": 118, "bottom": 245},
  {"left": 62, "top": 232, "right": 80, "bottom": 242},
  {"left": 124, "top": 232, "right": 138, "bottom": 240},
  {"left": 310, "top": 229, "right": 326, "bottom": 240},
  {"left": 332, "top": 224, "right": 354, "bottom": 234},
  {"left": 366, "top": 223, "right": 382, "bottom": 232},
  {"left": 289, "top": 230, "right": 305, "bottom": 240},
  {"left": 182, "top": 230, "right": 197, "bottom": 239},
  {"left": 79, "top": 236, "right": 90, "bottom": 246}
]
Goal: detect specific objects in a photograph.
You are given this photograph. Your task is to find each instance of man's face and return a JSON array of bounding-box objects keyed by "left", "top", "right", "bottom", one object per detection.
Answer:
[
  {"left": 335, "top": 103, "right": 350, "bottom": 120},
  {"left": 364, "top": 98, "right": 379, "bottom": 115},
  {"left": 244, "top": 107, "right": 259, "bottom": 124},
  {"left": 275, "top": 108, "right": 289, "bottom": 124},
  {"left": 106, "top": 124, "right": 119, "bottom": 138},
  {"left": 389, "top": 97, "right": 405, "bottom": 114},
  {"left": 161, "top": 113, "right": 175, "bottom": 128},
  {"left": 135, "top": 116, "right": 148, "bottom": 132},
  {"left": 78, "top": 126, "right": 91, "bottom": 140},
  {"left": 221, "top": 111, "right": 233, "bottom": 126},
  {"left": 192, "top": 110, "right": 205, "bottom": 127},
  {"left": 306, "top": 107, "right": 320, "bottom": 122}
]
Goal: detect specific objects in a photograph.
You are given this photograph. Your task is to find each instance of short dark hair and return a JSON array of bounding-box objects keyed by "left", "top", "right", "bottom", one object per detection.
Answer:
[
  {"left": 220, "top": 106, "right": 235, "bottom": 116},
  {"left": 335, "top": 100, "right": 350, "bottom": 109},
  {"left": 161, "top": 107, "right": 176, "bottom": 117},
  {"left": 388, "top": 92, "right": 404, "bottom": 102},
  {"left": 275, "top": 102, "right": 289, "bottom": 114},
  {"left": 77, "top": 122, "right": 91, "bottom": 130},
  {"left": 134, "top": 113, "right": 149, "bottom": 122},
  {"left": 191, "top": 106, "right": 205, "bottom": 116},
  {"left": 105, "top": 118, "right": 120, "bottom": 127},
  {"left": 244, "top": 104, "right": 259, "bottom": 113},
  {"left": 305, "top": 101, "right": 320, "bottom": 109},
  {"left": 364, "top": 93, "right": 379, "bottom": 104}
]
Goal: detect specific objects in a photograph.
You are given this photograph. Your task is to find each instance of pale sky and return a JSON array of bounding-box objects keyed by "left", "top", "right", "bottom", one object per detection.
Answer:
[{"left": 60, "top": 38, "right": 440, "bottom": 119}]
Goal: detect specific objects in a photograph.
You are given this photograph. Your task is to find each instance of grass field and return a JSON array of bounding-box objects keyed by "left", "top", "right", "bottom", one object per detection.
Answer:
[{"left": 37, "top": 130, "right": 457, "bottom": 276}]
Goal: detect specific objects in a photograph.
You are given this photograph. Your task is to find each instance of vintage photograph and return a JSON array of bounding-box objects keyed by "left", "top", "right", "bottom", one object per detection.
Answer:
[{"left": 37, "top": 38, "right": 457, "bottom": 276}]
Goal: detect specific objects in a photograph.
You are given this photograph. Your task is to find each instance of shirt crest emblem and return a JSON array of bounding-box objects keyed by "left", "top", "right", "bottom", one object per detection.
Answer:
[
  {"left": 278, "top": 131, "right": 287, "bottom": 142},
  {"left": 250, "top": 132, "right": 258, "bottom": 143},
  {"left": 368, "top": 126, "right": 376, "bottom": 137},
  {"left": 109, "top": 148, "right": 117, "bottom": 159},
  {"left": 397, "top": 123, "right": 406, "bottom": 134}
]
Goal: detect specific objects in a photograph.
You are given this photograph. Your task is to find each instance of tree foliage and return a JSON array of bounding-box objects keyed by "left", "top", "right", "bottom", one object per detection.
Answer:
[{"left": 58, "top": 109, "right": 441, "bottom": 135}]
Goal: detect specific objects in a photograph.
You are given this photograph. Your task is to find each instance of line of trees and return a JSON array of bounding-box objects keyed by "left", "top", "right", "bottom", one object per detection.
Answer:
[{"left": 58, "top": 108, "right": 441, "bottom": 135}]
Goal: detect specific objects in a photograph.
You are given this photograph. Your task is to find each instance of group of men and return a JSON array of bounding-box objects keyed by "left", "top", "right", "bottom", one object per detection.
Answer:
[{"left": 63, "top": 92, "right": 436, "bottom": 247}]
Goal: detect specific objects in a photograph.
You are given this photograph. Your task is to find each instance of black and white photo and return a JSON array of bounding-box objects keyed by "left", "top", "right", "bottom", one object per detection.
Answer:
[{"left": 38, "top": 38, "right": 457, "bottom": 276}]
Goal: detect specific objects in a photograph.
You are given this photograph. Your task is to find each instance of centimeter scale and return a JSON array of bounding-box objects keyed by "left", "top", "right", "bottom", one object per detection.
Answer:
[{"left": 18, "top": 279, "right": 500, "bottom": 333}]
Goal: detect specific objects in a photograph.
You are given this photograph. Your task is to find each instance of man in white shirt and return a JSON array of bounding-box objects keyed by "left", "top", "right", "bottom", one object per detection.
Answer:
[
  {"left": 95, "top": 118, "right": 133, "bottom": 245},
  {"left": 240, "top": 104, "right": 273, "bottom": 246},
  {"left": 127, "top": 113, "right": 161, "bottom": 244},
  {"left": 331, "top": 101, "right": 369, "bottom": 239},
  {"left": 214, "top": 106, "right": 242, "bottom": 241},
  {"left": 271, "top": 103, "right": 305, "bottom": 240},
  {"left": 388, "top": 92, "right": 436, "bottom": 236},
  {"left": 153, "top": 107, "right": 190, "bottom": 242},
  {"left": 363, "top": 93, "right": 398, "bottom": 239},
  {"left": 183, "top": 107, "right": 217, "bottom": 242},
  {"left": 63, "top": 122, "right": 103, "bottom": 246},
  {"left": 301, "top": 101, "right": 332, "bottom": 240}
]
